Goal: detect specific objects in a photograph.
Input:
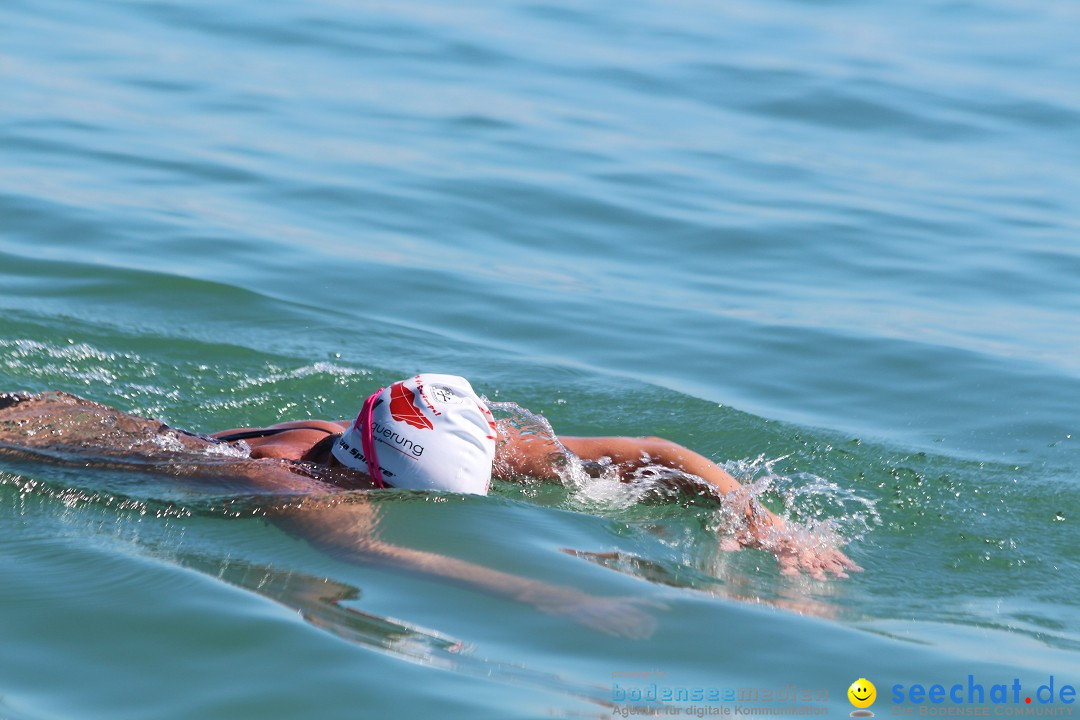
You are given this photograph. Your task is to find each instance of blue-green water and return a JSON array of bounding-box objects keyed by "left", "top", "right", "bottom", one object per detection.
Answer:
[{"left": 2, "top": 0, "right": 1079, "bottom": 717}]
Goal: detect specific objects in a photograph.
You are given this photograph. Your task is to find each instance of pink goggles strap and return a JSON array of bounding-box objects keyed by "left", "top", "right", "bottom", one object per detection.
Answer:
[{"left": 359, "top": 388, "right": 386, "bottom": 489}]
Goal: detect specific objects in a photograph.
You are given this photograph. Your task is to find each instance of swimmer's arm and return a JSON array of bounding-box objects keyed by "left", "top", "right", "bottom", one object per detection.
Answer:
[
  {"left": 210, "top": 420, "right": 350, "bottom": 460},
  {"left": 497, "top": 433, "right": 749, "bottom": 503},
  {"left": 560, "top": 435, "right": 785, "bottom": 531},
  {"left": 270, "top": 500, "right": 657, "bottom": 638},
  {"left": 560, "top": 436, "right": 746, "bottom": 494},
  {"left": 508, "top": 434, "right": 860, "bottom": 579},
  {"left": 210, "top": 419, "right": 350, "bottom": 439}
]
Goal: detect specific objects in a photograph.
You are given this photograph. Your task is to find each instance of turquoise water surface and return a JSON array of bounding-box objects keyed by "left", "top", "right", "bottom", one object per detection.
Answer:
[{"left": 2, "top": 0, "right": 1079, "bottom": 718}]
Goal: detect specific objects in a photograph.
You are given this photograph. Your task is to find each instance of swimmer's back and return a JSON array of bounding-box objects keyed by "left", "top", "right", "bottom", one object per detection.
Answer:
[
  {"left": 0, "top": 391, "right": 357, "bottom": 494},
  {"left": 0, "top": 391, "right": 216, "bottom": 457}
]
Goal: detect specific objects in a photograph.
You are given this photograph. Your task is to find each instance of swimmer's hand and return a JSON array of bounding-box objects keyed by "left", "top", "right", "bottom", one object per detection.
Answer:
[
  {"left": 768, "top": 536, "right": 861, "bottom": 580},
  {"left": 725, "top": 509, "right": 862, "bottom": 580}
]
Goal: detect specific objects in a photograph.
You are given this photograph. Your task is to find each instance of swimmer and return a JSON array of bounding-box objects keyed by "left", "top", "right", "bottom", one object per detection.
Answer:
[{"left": 0, "top": 375, "right": 857, "bottom": 633}]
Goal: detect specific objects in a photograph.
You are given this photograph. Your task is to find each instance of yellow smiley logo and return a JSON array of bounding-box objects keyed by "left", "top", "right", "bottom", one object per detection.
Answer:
[{"left": 848, "top": 678, "right": 877, "bottom": 709}]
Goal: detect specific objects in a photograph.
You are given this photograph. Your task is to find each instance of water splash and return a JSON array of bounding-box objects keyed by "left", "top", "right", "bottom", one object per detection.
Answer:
[
  {"left": 484, "top": 401, "right": 878, "bottom": 560},
  {"left": 486, "top": 399, "right": 653, "bottom": 509},
  {"left": 0, "top": 469, "right": 193, "bottom": 520},
  {"left": 151, "top": 429, "right": 250, "bottom": 458},
  {"left": 721, "top": 454, "right": 881, "bottom": 545},
  {"left": 0, "top": 336, "right": 376, "bottom": 425},
  {"left": 0, "top": 338, "right": 146, "bottom": 388},
  {"left": 486, "top": 399, "right": 586, "bottom": 480}
]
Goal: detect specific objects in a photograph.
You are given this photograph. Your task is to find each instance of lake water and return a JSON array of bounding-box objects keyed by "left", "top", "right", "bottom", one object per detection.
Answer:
[{"left": 2, "top": 0, "right": 1079, "bottom": 718}]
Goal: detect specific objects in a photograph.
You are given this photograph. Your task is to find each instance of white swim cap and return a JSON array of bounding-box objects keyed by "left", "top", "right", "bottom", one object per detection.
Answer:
[{"left": 332, "top": 374, "right": 496, "bottom": 494}]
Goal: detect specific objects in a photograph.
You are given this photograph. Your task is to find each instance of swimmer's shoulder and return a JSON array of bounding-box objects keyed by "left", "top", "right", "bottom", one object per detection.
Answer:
[
  {"left": 210, "top": 419, "right": 349, "bottom": 440},
  {"left": 211, "top": 420, "right": 349, "bottom": 461}
]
